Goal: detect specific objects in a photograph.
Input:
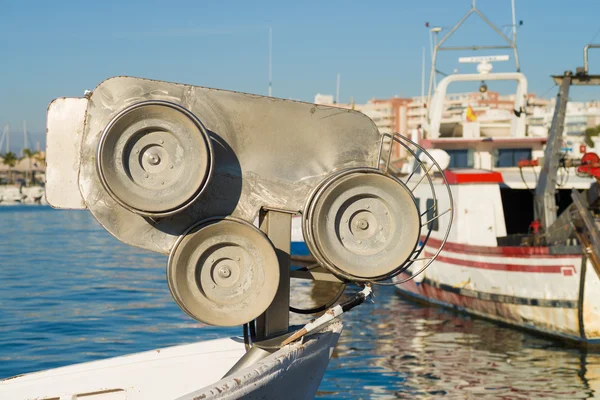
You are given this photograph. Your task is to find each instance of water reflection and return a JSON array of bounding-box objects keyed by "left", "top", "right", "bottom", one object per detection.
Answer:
[
  {"left": 1, "top": 205, "right": 600, "bottom": 399},
  {"left": 319, "top": 288, "right": 600, "bottom": 399}
]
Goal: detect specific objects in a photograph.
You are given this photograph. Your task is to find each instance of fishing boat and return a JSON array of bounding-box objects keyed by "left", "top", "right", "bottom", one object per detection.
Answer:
[
  {"left": 0, "top": 77, "right": 452, "bottom": 398},
  {"left": 290, "top": 2, "right": 600, "bottom": 345},
  {"left": 396, "top": 43, "right": 600, "bottom": 345}
]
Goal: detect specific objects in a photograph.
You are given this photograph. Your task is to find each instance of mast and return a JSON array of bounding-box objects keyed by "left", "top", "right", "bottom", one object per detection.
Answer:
[
  {"left": 535, "top": 73, "right": 571, "bottom": 231},
  {"left": 23, "top": 120, "right": 27, "bottom": 152},
  {"left": 336, "top": 73, "right": 340, "bottom": 104},
  {"left": 268, "top": 27, "right": 272, "bottom": 97},
  {"left": 426, "top": 0, "right": 521, "bottom": 107},
  {"left": 421, "top": 47, "right": 425, "bottom": 128}
]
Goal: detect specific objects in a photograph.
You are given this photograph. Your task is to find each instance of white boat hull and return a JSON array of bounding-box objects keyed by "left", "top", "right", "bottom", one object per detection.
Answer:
[
  {"left": 393, "top": 238, "right": 600, "bottom": 344},
  {"left": 1, "top": 321, "right": 342, "bottom": 400}
]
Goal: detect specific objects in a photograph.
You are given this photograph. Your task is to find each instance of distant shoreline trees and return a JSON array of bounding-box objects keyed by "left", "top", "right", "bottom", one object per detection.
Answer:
[{"left": 585, "top": 125, "right": 600, "bottom": 148}]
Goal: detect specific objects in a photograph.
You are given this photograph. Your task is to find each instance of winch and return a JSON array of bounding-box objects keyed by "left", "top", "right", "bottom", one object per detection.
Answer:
[{"left": 45, "top": 76, "right": 452, "bottom": 338}]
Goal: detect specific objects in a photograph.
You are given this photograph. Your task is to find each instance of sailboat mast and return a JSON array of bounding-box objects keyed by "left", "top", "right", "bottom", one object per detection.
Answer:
[
  {"left": 23, "top": 120, "right": 27, "bottom": 152},
  {"left": 268, "top": 27, "right": 272, "bottom": 97},
  {"left": 336, "top": 73, "right": 340, "bottom": 104}
]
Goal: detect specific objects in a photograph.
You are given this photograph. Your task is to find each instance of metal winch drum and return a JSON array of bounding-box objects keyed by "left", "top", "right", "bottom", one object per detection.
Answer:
[
  {"left": 45, "top": 76, "right": 453, "bottom": 328},
  {"left": 97, "top": 101, "right": 213, "bottom": 217},
  {"left": 167, "top": 218, "right": 279, "bottom": 326},
  {"left": 303, "top": 168, "right": 421, "bottom": 282}
]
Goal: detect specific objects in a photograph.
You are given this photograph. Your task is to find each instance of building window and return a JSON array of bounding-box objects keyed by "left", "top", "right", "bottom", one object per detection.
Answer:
[
  {"left": 446, "top": 149, "right": 474, "bottom": 168},
  {"left": 495, "top": 148, "right": 532, "bottom": 167}
]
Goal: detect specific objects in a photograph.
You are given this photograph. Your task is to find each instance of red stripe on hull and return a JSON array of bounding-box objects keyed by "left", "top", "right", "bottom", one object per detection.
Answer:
[
  {"left": 399, "top": 273, "right": 509, "bottom": 315},
  {"left": 427, "top": 252, "right": 571, "bottom": 274},
  {"left": 397, "top": 273, "right": 579, "bottom": 339},
  {"left": 424, "top": 236, "right": 581, "bottom": 258}
]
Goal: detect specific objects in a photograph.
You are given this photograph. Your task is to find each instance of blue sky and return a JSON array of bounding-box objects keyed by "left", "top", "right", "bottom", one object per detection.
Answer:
[{"left": 1, "top": 0, "right": 600, "bottom": 148}]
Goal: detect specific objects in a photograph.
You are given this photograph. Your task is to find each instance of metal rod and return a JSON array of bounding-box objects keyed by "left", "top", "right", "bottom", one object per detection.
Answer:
[
  {"left": 584, "top": 44, "right": 600, "bottom": 74},
  {"left": 336, "top": 73, "right": 340, "bottom": 104},
  {"left": 268, "top": 27, "right": 272, "bottom": 97},
  {"left": 438, "top": 45, "right": 514, "bottom": 51},
  {"left": 411, "top": 163, "right": 435, "bottom": 192},
  {"left": 405, "top": 162, "right": 421, "bottom": 185},
  {"left": 408, "top": 257, "right": 433, "bottom": 262},
  {"left": 424, "top": 208, "right": 452, "bottom": 225},
  {"left": 420, "top": 201, "right": 438, "bottom": 217}
]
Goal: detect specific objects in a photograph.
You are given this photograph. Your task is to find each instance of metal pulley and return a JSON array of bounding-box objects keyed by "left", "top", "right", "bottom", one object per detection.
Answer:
[
  {"left": 167, "top": 218, "right": 280, "bottom": 327},
  {"left": 303, "top": 168, "right": 421, "bottom": 282},
  {"left": 97, "top": 100, "right": 213, "bottom": 217}
]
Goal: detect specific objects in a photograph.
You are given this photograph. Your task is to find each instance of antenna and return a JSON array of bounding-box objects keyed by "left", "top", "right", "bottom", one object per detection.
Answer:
[
  {"left": 268, "top": 27, "right": 272, "bottom": 97},
  {"left": 421, "top": 47, "right": 426, "bottom": 127},
  {"left": 336, "top": 73, "right": 340, "bottom": 104},
  {"left": 6, "top": 123, "right": 9, "bottom": 154},
  {"left": 511, "top": 0, "right": 517, "bottom": 42}
]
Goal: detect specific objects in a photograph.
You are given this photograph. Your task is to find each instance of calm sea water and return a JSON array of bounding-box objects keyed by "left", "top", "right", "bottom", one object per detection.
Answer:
[{"left": 1, "top": 205, "right": 599, "bottom": 399}]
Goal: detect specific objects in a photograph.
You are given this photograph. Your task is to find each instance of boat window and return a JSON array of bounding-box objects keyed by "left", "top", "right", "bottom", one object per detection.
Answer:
[
  {"left": 426, "top": 198, "right": 438, "bottom": 231},
  {"left": 445, "top": 149, "right": 474, "bottom": 168},
  {"left": 494, "top": 148, "right": 531, "bottom": 167}
]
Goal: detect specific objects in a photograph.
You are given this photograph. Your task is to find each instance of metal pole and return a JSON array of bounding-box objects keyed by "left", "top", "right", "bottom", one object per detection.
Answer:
[
  {"left": 421, "top": 47, "right": 425, "bottom": 128},
  {"left": 535, "top": 72, "right": 572, "bottom": 231},
  {"left": 256, "top": 209, "right": 291, "bottom": 340},
  {"left": 268, "top": 27, "right": 272, "bottom": 97},
  {"left": 584, "top": 44, "right": 600, "bottom": 74},
  {"left": 426, "top": 33, "right": 438, "bottom": 107},
  {"left": 23, "top": 120, "right": 27, "bottom": 152},
  {"left": 511, "top": 0, "right": 517, "bottom": 43},
  {"left": 336, "top": 73, "right": 340, "bottom": 104}
]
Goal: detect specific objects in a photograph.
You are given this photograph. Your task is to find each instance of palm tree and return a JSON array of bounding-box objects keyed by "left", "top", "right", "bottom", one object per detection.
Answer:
[
  {"left": 2, "top": 151, "right": 18, "bottom": 183},
  {"left": 22, "top": 148, "right": 36, "bottom": 185}
]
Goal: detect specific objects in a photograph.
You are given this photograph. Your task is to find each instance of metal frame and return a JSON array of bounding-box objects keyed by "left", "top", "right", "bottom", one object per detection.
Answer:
[
  {"left": 426, "top": 71, "right": 528, "bottom": 139},
  {"left": 583, "top": 44, "right": 600, "bottom": 74},
  {"left": 373, "top": 133, "right": 454, "bottom": 285},
  {"left": 427, "top": 0, "right": 521, "bottom": 104},
  {"left": 535, "top": 72, "right": 572, "bottom": 231}
]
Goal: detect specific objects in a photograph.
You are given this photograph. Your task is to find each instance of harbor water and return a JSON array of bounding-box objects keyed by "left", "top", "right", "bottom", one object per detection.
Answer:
[{"left": 1, "top": 205, "right": 599, "bottom": 399}]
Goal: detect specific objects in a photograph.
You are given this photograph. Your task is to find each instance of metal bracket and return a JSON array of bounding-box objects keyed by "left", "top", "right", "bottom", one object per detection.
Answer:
[{"left": 255, "top": 209, "right": 292, "bottom": 340}]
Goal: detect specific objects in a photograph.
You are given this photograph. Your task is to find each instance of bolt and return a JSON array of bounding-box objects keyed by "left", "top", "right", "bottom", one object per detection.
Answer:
[
  {"left": 135, "top": 149, "right": 140, "bottom": 154},
  {"left": 159, "top": 139, "right": 164, "bottom": 144},
  {"left": 169, "top": 164, "right": 174, "bottom": 169},
  {"left": 161, "top": 181, "right": 165, "bottom": 185},
  {"left": 366, "top": 204, "right": 370, "bottom": 209},
  {"left": 357, "top": 219, "right": 369, "bottom": 230},
  {"left": 344, "top": 219, "right": 349, "bottom": 223},
  {"left": 237, "top": 257, "right": 241, "bottom": 261},
  {"left": 358, "top": 240, "right": 362, "bottom": 244},
  {"left": 147, "top": 153, "right": 161, "bottom": 166},
  {"left": 218, "top": 266, "right": 231, "bottom": 278},
  {"left": 144, "top": 174, "right": 149, "bottom": 178}
]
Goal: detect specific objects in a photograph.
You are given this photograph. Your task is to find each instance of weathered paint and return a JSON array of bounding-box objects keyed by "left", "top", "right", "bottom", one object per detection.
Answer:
[{"left": 1, "top": 322, "right": 342, "bottom": 400}]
